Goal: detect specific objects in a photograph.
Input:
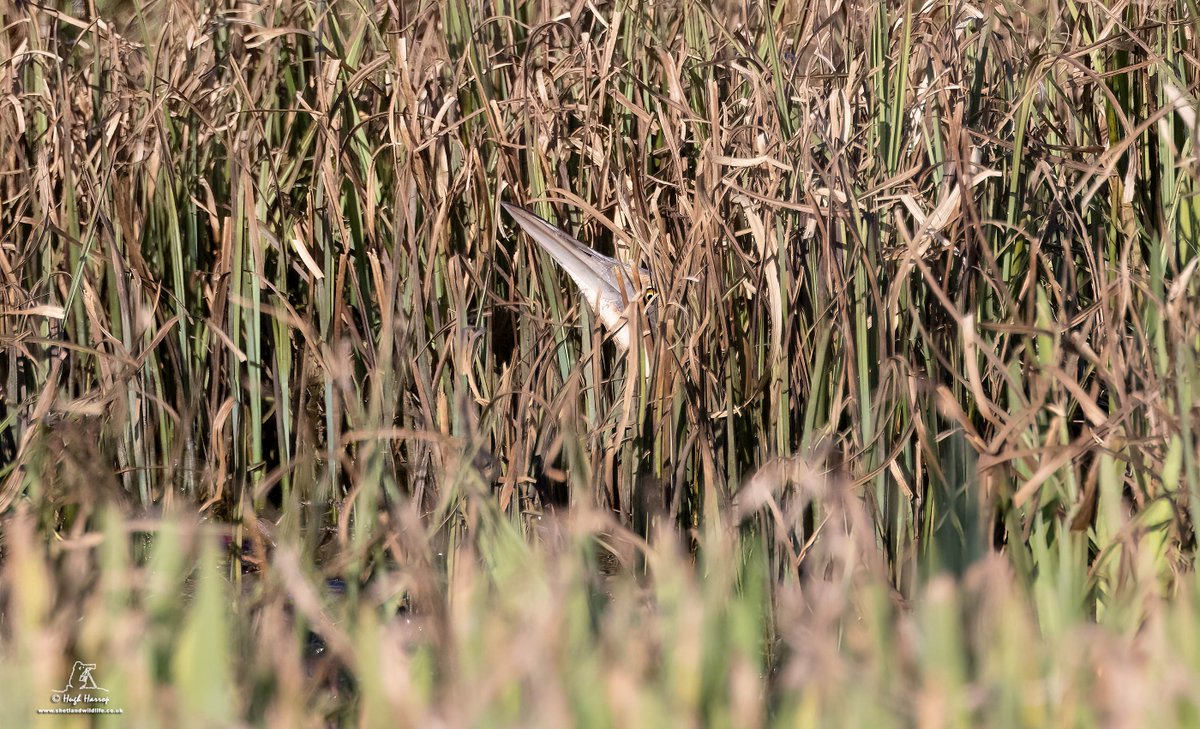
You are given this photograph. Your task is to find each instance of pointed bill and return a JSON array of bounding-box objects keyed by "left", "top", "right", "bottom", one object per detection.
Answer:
[
  {"left": 501, "top": 203, "right": 635, "bottom": 299},
  {"left": 502, "top": 202, "right": 643, "bottom": 350}
]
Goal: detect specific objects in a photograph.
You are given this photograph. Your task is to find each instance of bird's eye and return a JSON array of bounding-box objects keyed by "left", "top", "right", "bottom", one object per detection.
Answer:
[{"left": 643, "top": 286, "right": 658, "bottom": 304}]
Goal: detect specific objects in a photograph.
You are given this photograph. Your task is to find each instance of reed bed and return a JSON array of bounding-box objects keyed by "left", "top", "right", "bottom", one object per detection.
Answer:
[{"left": 1, "top": 0, "right": 1198, "bottom": 726}]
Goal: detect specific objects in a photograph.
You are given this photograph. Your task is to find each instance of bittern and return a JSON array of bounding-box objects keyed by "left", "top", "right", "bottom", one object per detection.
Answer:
[{"left": 502, "top": 202, "right": 657, "bottom": 351}]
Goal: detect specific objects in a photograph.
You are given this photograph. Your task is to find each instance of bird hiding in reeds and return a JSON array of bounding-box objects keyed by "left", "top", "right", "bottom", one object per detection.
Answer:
[{"left": 502, "top": 203, "right": 657, "bottom": 351}]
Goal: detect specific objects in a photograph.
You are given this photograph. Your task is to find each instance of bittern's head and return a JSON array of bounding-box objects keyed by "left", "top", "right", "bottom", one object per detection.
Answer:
[{"left": 502, "top": 202, "right": 657, "bottom": 351}]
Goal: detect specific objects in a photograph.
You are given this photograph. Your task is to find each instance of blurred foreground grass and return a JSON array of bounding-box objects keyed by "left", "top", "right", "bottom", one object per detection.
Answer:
[{"left": 1, "top": 0, "right": 1199, "bottom": 726}]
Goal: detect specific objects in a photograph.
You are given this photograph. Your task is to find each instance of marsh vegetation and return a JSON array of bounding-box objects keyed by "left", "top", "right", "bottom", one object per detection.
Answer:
[{"left": 1, "top": 0, "right": 1199, "bottom": 726}]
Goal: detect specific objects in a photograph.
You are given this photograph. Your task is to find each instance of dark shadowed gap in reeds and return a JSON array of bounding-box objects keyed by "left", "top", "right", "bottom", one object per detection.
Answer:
[{"left": 1, "top": 0, "right": 1199, "bottom": 725}]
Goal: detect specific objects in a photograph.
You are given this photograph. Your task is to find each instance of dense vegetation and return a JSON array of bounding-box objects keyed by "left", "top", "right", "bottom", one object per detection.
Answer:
[{"left": 1, "top": 0, "right": 1199, "bottom": 725}]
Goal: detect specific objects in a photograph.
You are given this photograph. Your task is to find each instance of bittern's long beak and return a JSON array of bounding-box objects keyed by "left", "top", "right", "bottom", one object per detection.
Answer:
[{"left": 502, "top": 202, "right": 652, "bottom": 351}]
